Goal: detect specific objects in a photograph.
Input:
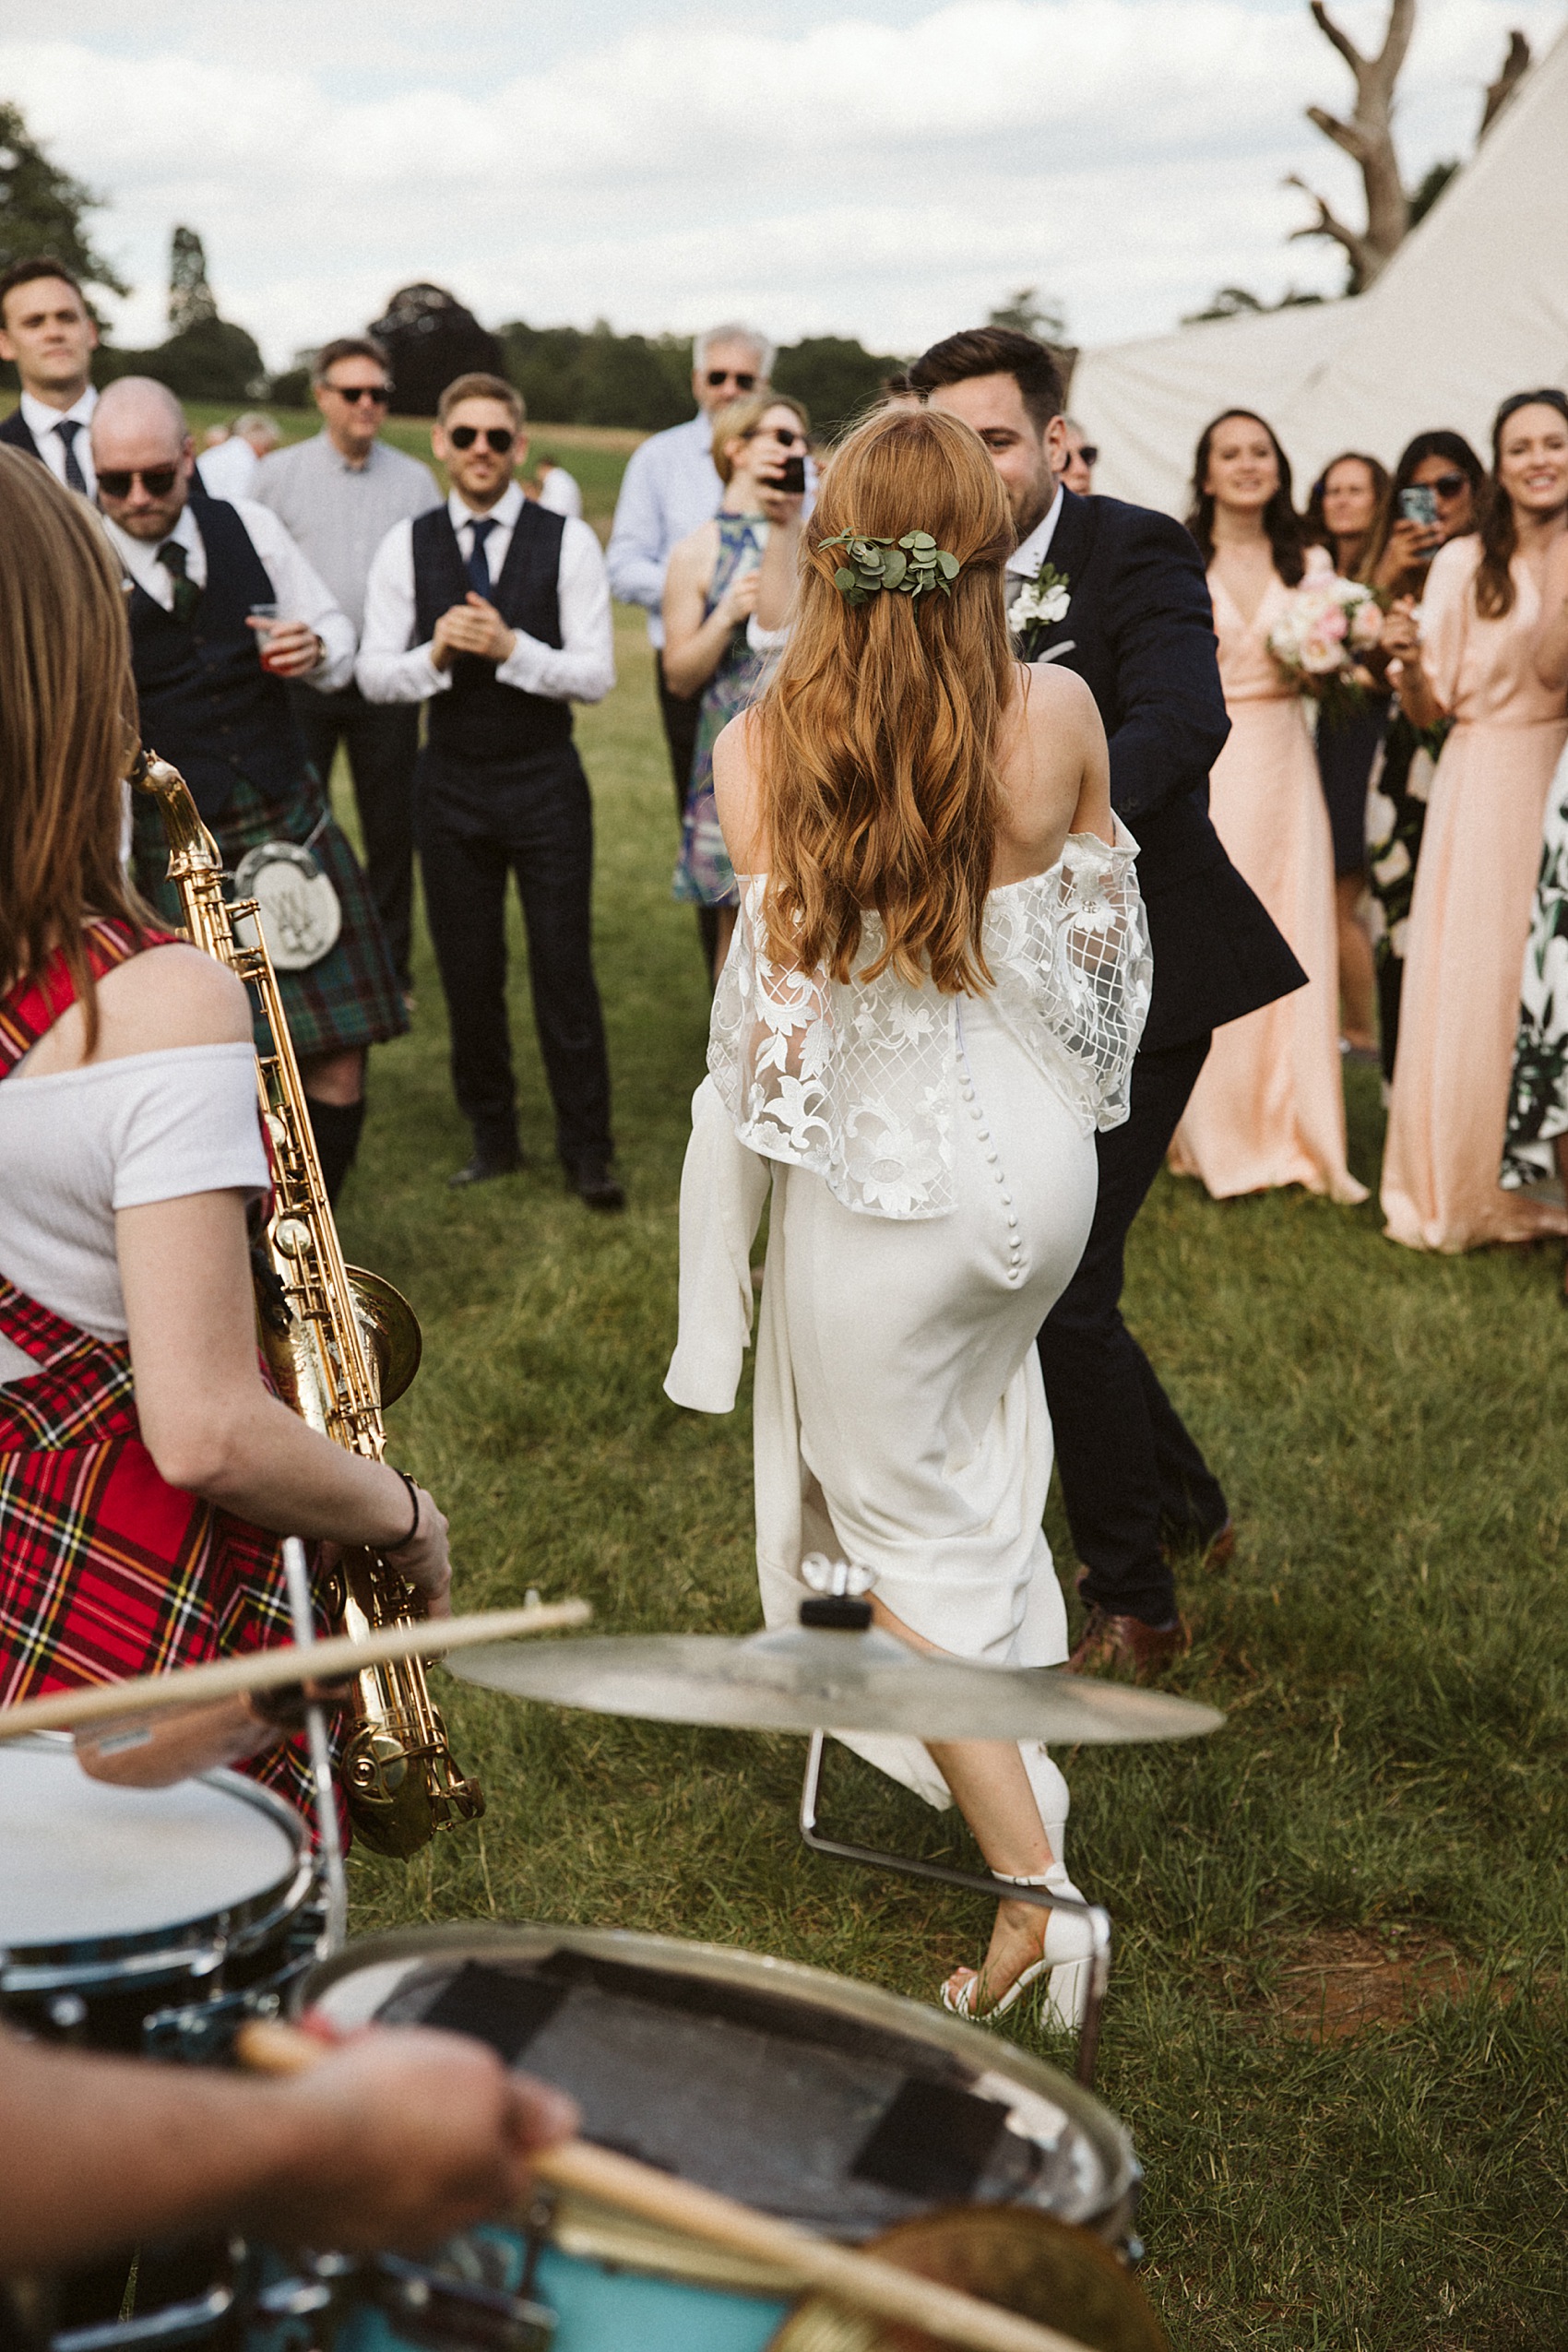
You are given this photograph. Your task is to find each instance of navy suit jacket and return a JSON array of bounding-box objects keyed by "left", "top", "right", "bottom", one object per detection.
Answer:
[
  {"left": 1021, "top": 488, "right": 1304, "bottom": 1054},
  {"left": 0, "top": 405, "right": 44, "bottom": 461}
]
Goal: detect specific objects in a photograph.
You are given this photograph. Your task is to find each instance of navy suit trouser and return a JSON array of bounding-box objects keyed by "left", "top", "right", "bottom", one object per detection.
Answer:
[
  {"left": 416, "top": 746, "right": 613, "bottom": 1178},
  {"left": 1037, "top": 1033, "right": 1227, "bottom": 1626}
]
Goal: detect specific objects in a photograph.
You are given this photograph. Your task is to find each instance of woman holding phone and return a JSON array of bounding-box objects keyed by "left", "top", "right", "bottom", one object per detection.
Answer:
[
  {"left": 1380, "top": 392, "right": 1568, "bottom": 1252},
  {"left": 1304, "top": 450, "right": 1390, "bottom": 1060},
  {"left": 663, "top": 394, "right": 809, "bottom": 980},
  {"left": 1361, "top": 434, "right": 1485, "bottom": 1083}
]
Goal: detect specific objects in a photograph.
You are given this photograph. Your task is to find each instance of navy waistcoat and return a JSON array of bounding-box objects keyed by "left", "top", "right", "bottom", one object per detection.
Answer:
[
  {"left": 411, "top": 503, "right": 572, "bottom": 768},
  {"left": 127, "top": 493, "right": 308, "bottom": 822}
]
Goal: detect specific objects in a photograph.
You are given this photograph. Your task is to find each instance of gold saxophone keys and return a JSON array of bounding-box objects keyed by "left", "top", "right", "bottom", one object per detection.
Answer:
[{"left": 130, "top": 748, "right": 483, "bottom": 1856}]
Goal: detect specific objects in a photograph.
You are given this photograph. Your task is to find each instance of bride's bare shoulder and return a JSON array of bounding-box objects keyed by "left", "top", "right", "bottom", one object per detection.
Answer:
[{"left": 713, "top": 707, "right": 768, "bottom": 872}]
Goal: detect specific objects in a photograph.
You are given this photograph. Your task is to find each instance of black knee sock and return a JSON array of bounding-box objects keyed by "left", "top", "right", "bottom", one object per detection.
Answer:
[{"left": 307, "top": 1097, "right": 366, "bottom": 1206}]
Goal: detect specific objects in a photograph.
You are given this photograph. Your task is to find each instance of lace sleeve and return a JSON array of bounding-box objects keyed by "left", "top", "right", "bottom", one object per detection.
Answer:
[
  {"left": 708, "top": 880, "right": 957, "bottom": 1217},
  {"left": 984, "top": 819, "right": 1152, "bottom": 1134}
]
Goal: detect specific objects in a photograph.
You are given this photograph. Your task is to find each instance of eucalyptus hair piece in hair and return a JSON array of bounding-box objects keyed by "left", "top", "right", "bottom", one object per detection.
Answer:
[{"left": 820, "top": 529, "right": 961, "bottom": 608}]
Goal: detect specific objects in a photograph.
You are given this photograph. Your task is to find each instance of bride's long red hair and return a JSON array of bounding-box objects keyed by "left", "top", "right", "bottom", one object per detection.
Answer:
[{"left": 754, "top": 404, "right": 1016, "bottom": 994}]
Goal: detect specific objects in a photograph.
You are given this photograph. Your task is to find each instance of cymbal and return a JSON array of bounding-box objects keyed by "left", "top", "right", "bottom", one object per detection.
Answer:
[
  {"left": 770, "top": 2205, "right": 1170, "bottom": 2352},
  {"left": 450, "top": 1624, "right": 1222, "bottom": 1743},
  {"left": 0, "top": 1600, "right": 592, "bottom": 1743}
]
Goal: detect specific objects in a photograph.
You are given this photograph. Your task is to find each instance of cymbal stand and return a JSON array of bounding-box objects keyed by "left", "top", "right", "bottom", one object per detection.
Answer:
[
  {"left": 281, "top": 1536, "right": 347, "bottom": 1951},
  {"left": 797, "top": 1723, "right": 1111, "bottom": 2089}
]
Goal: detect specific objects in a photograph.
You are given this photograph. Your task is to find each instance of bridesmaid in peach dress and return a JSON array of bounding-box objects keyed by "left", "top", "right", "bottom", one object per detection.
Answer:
[
  {"left": 1170, "top": 410, "right": 1365, "bottom": 1204},
  {"left": 1380, "top": 392, "right": 1568, "bottom": 1252}
]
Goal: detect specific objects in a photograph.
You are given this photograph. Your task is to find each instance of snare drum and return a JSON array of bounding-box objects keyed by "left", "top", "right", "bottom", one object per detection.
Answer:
[
  {"left": 0, "top": 1735, "right": 320, "bottom": 2061},
  {"left": 267, "top": 1921, "right": 1141, "bottom": 2352}
]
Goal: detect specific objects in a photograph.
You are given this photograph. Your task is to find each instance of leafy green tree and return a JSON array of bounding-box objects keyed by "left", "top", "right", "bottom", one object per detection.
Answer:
[
  {"left": 0, "top": 97, "right": 127, "bottom": 292},
  {"left": 168, "top": 224, "right": 218, "bottom": 336},
  {"left": 987, "top": 287, "right": 1068, "bottom": 342},
  {"left": 771, "top": 336, "right": 905, "bottom": 438}
]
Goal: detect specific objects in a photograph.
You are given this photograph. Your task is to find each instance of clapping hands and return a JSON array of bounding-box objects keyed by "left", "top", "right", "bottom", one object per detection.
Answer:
[{"left": 433, "top": 594, "right": 517, "bottom": 669}]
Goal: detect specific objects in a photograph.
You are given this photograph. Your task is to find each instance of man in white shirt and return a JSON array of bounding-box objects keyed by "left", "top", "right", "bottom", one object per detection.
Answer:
[
  {"left": 534, "top": 457, "right": 584, "bottom": 519},
  {"left": 358, "top": 374, "right": 621, "bottom": 1208},
  {"left": 0, "top": 259, "right": 101, "bottom": 497},
  {"left": 253, "top": 339, "right": 444, "bottom": 994},
  {"left": 606, "top": 322, "right": 776, "bottom": 968},
  {"left": 195, "top": 411, "right": 281, "bottom": 503},
  {"left": 92, "top": 376, "right": 406, "bottom": 1204}
]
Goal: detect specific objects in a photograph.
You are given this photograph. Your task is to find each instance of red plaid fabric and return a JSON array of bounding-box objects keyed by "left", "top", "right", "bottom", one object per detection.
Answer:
[{"left": 0, "top": 920, "right": 319, "bottom": 1822}]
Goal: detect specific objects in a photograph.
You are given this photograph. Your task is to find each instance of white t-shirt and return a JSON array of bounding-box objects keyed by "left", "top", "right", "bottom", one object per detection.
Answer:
[{"left": 0, "top": 1042, "right": 269, "bottom": 1387}]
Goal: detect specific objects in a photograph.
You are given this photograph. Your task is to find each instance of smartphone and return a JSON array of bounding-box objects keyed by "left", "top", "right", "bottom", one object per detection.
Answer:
[
  {"left": 1399, "top": 486, "right": 1439, "bottom": 529},
  {"left": 774, "top": 455, "right": 807, "bottom": 496}
]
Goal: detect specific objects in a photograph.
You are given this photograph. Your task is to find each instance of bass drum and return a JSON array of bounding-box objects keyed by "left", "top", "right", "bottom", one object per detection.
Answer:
[{"left": 272, "top": 1920, "right": 1143, "bottom": 2352}]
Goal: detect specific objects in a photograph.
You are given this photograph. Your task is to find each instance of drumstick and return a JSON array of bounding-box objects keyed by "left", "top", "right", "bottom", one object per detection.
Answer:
[
  {"left": 236, "top": 2019, "right": 1097, "bottom": 2352},
  {"left": 0, "top": 1602, "right": 591, "bottom": 1742}
]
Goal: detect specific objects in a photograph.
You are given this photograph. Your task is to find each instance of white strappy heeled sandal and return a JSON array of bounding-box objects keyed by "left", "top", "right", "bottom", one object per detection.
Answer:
[{"left": 940, "top": 1863, "right": 1095, "bottom": 2027}]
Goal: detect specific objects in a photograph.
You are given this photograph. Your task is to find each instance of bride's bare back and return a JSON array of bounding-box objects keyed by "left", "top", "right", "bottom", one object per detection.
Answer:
[{"left": 714, "top": 658, "right": 1112, "bottom": 886}]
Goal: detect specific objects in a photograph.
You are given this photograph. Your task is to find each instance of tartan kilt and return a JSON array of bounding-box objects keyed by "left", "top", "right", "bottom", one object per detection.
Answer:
[
  {"left": 0, "top": 1279, "right": 328, "bottom": 1825},
  {"left": 132, "top": 765, "right": 408, "bottom": 1064}
]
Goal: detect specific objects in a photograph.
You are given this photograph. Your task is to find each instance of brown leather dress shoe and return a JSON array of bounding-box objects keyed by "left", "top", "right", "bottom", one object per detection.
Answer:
[{"left": 1067, "top": 1605, "right": 1191, "bottom": 1681}]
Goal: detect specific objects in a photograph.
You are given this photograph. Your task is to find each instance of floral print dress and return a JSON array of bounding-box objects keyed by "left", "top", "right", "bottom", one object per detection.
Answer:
[
  {"left": 1503, "top": 738, "right": 1568, "bottom": 1188},
  {"left": 671, "top": 513, "right": 768, "bottom": 909}
]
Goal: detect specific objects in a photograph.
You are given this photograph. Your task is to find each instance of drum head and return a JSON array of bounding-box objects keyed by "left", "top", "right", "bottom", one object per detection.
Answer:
[
  {"left": 303, "top": 1924, "right": 1139, "bottom": 2247},
  {"left": 0, "top": 1739, "right": 308, "bottom": 1957}
]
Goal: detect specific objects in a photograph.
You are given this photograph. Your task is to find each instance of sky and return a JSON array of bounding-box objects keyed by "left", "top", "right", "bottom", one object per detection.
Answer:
[{"left": 2, "top": 0, "right": 1562, "bottom": 366}]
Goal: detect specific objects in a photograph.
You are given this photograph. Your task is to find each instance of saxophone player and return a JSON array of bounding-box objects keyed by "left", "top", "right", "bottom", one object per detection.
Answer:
[
  {"left": 0, "top": 446, "right": 450, "bottom": 1822},
  {"left": 90, "top": 377, "right": 405, "bottom": 1206}
]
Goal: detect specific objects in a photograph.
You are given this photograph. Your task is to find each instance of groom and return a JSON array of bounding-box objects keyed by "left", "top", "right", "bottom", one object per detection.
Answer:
[{"left": 910, "top": 327, "right": 1304, "bottom": 1675}]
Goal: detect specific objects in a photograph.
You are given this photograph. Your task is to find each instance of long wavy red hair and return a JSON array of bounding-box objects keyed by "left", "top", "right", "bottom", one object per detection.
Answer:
[{"left": 754, "top": 404, "right": 1016, "bottom": 994}]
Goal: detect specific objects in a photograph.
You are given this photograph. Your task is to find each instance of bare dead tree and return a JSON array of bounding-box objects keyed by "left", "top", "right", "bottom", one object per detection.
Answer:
[
  {"left": 1479, "top": 30, "right": 1531, "bottom": 137},
  {"left": 1286, "top": 0, "right": 1415, "bottom": 291}
]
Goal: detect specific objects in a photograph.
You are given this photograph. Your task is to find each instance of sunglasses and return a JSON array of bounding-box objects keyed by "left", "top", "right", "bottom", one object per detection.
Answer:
[
  {"left": 1428, "top": 473, "right": 1467, "bottom": 499},
  {"left": 748, "top": 426, "right": 805, "bottom": 449},
  {"left": 327, "top": 382, "right": 390, "bottom": 405},
  {"left": 97, "top": 466, "right": 179, "bottom": 499},
  {"left": 707, "top": 369, "right": 757, "bottom": 390},
  {"left": 446, "top": 425, "right": 516, "bottom": 453},
  {"left": 1075, "top": 445, "right": 1099, "bottom": 467}
]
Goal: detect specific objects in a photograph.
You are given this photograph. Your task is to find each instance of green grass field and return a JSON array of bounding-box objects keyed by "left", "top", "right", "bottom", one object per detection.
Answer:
[{"left": 319, "top": 600, "right": 1568, "bottom": 2352}]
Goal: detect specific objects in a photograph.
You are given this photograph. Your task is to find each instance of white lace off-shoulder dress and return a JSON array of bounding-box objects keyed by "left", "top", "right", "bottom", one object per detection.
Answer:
[{"left": 665, "top": 825, "right": 1152, "bottom": 1835}]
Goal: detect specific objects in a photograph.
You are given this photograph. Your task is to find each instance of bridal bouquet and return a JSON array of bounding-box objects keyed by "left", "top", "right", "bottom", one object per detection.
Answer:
[{"left": 1267, "top": 573, "right": 1384, "bottom": 718}]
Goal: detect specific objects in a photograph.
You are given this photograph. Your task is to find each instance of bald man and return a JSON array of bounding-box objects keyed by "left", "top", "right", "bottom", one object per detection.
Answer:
[{"left": 93, "top": 379, "right": 406, "bottom": 1200}]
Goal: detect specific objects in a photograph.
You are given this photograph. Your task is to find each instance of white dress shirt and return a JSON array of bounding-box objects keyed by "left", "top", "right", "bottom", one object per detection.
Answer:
[
  {"left": 356, "top": 483, "right": 614, "bottom": 708},
  {"left": 1005, "top": 484, "right": 1065, "bottom": 588},
  {"left": 22, "top": 385, "right": 97, "bottom": 497},
  {"left": 100, "top": 496, "right": 356, "bottom": 693},
  {"left": 606, "top": 413, "right": 722, "bottom": 648},
  {"left": 196, "top": 435, "right": 260, "bottom": 503},
  {"left": 535, "top": 464, "right": 584, "bottom": 521}
]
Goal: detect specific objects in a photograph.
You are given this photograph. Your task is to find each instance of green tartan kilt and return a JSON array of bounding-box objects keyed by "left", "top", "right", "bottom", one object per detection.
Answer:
[{"left": 132, "top": 766, "right": 408, "bottom": 1064}]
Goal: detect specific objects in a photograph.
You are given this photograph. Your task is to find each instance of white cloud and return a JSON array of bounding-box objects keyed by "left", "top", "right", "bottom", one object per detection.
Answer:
[{"left": 3, "top": 0, "right": 1561, "bottom": 362}]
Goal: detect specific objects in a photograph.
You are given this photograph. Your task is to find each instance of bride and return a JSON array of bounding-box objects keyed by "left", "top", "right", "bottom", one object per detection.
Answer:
[{"left": 665, "top": 404, "right": 1151, "bottom": 2021}]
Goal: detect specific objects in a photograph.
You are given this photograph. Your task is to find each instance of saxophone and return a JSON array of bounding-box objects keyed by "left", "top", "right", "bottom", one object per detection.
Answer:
[{"left": 132, "top": 749, "right": 483, "bottom": 1857}]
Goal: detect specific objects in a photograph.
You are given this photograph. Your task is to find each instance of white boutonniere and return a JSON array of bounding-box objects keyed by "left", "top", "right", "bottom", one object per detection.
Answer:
[{"left": 1008, "top": 561, "right": 1071, "bottom": 636}]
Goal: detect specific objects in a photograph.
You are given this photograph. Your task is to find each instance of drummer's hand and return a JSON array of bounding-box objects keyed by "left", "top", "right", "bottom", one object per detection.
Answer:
[
  {"left": 384, "top": 1485, "right": 453, "bottom": 1618},
  {"left": 260, "top": 2027, "right": 576, "bottom": 2251}
]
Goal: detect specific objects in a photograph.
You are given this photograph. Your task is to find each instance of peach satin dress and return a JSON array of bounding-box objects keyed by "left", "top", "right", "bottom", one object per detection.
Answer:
[
  {"left": 1170, "top": 562, "right": 1365, "bottom": 1204},
  {"left": 1381, "top": 539, "right": 1568, "bottom": 1251}
]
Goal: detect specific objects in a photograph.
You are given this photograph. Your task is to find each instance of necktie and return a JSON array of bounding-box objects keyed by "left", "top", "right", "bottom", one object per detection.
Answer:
[
  {"left": 464, "top": 516, "right": 497, "bottom": 599},
  {"left": 54, "top": 419, "right": 88, "bottom": 495},
  {"left": 156, "top": 538, "right": 201, "bottom": 624}
]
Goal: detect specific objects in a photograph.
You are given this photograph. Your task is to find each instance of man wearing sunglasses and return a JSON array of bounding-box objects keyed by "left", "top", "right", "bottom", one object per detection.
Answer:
[
  {"left": 358, "top": 374, "right": 621, "bottom": 1209},
  {"left": 1057, "top": 421, "right": 1098, "bottom": 497},
  {"left": 607, "top": 325, "right": 781, "bottom": 957},
  {"left": 92, "top": 375, "right": 406, "bottom": 1206},
  {"left": 251, "top": 339, "right": 443, "bottom": 997},
  {"left": 0, "top": 257, "right": 101, "bottom": 498}
]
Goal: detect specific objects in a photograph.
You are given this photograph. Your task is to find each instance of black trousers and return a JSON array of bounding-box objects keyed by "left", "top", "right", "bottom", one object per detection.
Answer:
[
  {"left": 656, "top": 653, "right": 719, "bottom": 969},
  {"left": 291, "top": 683, "right": 420, "bottom": 990},
  {"left": 415, "top": 746, "right": 613, "bottom": 1177},
  {"left": 1037, "top": 1033, "right": 1227, "bottom": 1627}
]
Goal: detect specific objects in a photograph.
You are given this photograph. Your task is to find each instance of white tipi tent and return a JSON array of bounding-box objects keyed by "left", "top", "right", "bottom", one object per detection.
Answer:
[{"left": 1075, "top": 20, "right": 1568, "bottom": 515}]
